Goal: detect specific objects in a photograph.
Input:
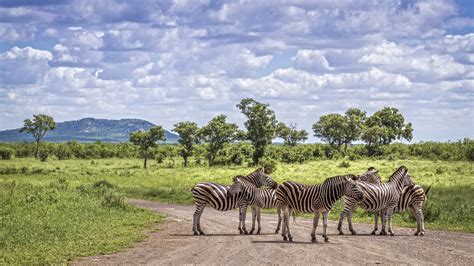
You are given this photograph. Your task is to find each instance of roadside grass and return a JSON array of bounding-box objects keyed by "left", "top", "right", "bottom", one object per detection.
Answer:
[
  {"left": 0, "top": 158, "right": 472, "bottom": 233},
  {"left": 0, "top": 179, "right": 163, "bottom": 264}
]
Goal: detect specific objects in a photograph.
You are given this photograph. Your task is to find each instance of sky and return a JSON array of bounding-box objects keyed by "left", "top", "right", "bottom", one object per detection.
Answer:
[{"left": 0, "top": 0, "right": 473, "bottom": 142}]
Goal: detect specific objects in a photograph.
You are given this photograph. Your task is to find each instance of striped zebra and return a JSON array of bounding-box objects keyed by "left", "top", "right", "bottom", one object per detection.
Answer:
[
  {"left": 191, "top": 168, "right": 278, "bottom": 235},
  {"left": 245, "top": 168, "right": 381, "bottom": 235},
  {"left": 229, "top": 176, "right": 282, "bottom": 235},
  {"left": 372, "top": 184, "right": 431, "bottom": 236},
  {"left": 276, "top": 175, "right": 365, "bottom": 243},
  {"left": 337, "top": 166, "right": 414, "bottom": 236}
]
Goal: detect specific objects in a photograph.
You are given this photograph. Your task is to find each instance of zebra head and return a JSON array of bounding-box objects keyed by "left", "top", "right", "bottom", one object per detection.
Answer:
[
  {"left": 389, "top": 166, "right": 415, "bottom": 188},
  {"left": 248, "top": 167, "right": 278, "bottom": 189},
  {"left": 357, "top": 167, "right": 382, "bottom": 184},
  {"left": 343, "top": 176, "right": 365, "bottom": 201},
  {"left": 229, "top": 175, "right": 246, "bottom": 196}
]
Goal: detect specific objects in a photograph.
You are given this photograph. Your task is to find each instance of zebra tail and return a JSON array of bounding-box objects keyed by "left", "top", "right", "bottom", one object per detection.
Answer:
[{"left": 424, "top": 185, "right": 432, "bottom": 197}]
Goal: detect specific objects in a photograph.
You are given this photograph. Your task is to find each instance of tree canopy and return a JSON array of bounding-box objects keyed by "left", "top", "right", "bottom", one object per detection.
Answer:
[
  {"left": 276, "top": 122, "right": 308, "bottom": 146},
  {"left": 199, "top": 115, "right": 238, "bottom": 166},
  {"left": 236, "top": 98, "right": 278, "bottom": 165},
  {"left": 129, "top": 126, "right": 166, "bottom": 169},
  {"left": 19, "top": 114, "right": 56, "bottom": 158},
  {"left": 173, "top": 121, "right": 200, "bottom": 166}
]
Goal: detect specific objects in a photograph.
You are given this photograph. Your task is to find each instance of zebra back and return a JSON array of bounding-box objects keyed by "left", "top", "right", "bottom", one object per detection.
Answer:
[
  {"left": 276, "top": 174, "right": 362, "bottom": 213},
  {"left": 396, "top": 184, "right": 427, "bottom": 212}
]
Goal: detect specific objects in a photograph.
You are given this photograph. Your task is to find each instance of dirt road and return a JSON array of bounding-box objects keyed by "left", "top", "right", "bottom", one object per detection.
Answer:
[{"left": 75, "top": 199, "right": 473, "bottom": 265}]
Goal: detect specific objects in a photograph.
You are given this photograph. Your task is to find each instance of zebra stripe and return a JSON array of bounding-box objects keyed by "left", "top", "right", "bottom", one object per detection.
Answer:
[
  {"left": 276, "top": 174, "right": 365, "bottom": 243},
  {"left": 337, "top": 166, "right": 414, "bottom": 236},
  {"left": 229, "top": 176, "right": 282, "bottom": 234},
  {"left": 191, "top": 168, "right": 277, "bottom": 235}
]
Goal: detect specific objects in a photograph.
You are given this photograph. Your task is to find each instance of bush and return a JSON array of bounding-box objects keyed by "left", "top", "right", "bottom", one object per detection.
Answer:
[
  {"left": 0, "top": 147, "right": 13, "bottom": 160},
  {"left": 258, "top": 157, "right": 278, "bottom": 174},
  {"left": 38, "top": 150, "right": 49, "bottom": 162},
  {"left": 338, "top": 160, "right": 351, "bottom": 168}
]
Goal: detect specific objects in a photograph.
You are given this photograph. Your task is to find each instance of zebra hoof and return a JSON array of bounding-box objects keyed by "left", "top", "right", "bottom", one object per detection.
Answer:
[
  {"left": 239, "top": 230, "right": 243, "bottom": 235},
  {"left": 324, "top": 237, "right": 330, "bottom": 243},
  {"left": 420, "top": 232, "right": 425, "bottom": 236},
  {"left": 370, "top": 230, "right": 377, "bottom": 235},
  {"left": 274, "top": 229, "right": 279, "bottom": 234},
  {"left": 282, "top": 236, "right": 287, "bottom": 241},
  {"left": 288, "top": 236, "right": 293, "bottom": 242},
  {"left": 199, "top": 231, "right": 205, "bottom": 235},
  {"left": 414, "top": 232, "right": 419, "bottom": 236},
  {"left": 338, "top": 231, "right": 344, "bottom": 235},
  {"left": 311, "top": 237, "right": 317, "bottom": 243},
  {"left": 256, "top": 229, "right": 261, "bottom": 235},
  {"left": 193, "top": 232, "right": 198, "bottom": 236},
  {"left": 379, "top": 230, "right": 387, "bottom": 236},
  {"left": 351, "top": 231, "right": 357, "bottom": 235},
  {"left": 249, "top": 229, "right": 254, "bottom": 235},
  {"left": 244, "top": 230, "right": 249, "bottom": 235}
]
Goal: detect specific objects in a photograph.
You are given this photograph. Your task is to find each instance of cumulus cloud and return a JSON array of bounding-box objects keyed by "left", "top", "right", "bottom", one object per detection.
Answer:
[{"left": 0, "top": 0, "right": 472, "bottom": 141}]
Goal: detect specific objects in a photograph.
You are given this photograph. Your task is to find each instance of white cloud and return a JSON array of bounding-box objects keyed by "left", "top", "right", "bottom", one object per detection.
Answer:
[{"left": 293, "top": 50, "right": 333, "bottom": 72}]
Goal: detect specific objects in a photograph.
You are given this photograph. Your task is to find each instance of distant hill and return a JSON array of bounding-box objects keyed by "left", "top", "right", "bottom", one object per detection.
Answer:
[{"left": 0, "top": 118, "right": 179, "bottom": 143}]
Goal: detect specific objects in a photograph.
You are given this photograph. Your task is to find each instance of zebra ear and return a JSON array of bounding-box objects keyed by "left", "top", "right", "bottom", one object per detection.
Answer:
[{"left": 259, "top": 167, "right": 265, "bottom": 173}]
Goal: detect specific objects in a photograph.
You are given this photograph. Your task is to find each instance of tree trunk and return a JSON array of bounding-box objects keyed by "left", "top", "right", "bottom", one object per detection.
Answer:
[
  {"left": 35, "top": 140, "right": 40, "bottom": 159},
  {"left": 144, "top": 152, "right": 148, "bottom": 169},
  {"left": 184, "top": 156, "right": 188, "bottom": 167},
  {"left": 344, "top": 143, "right": 348, "bottom": 154}
]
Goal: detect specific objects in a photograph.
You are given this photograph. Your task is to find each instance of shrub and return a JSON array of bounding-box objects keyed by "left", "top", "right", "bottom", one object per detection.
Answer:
[
  {"left": 338, "top": 160, "right": 351, "bottom": 168},
  {"left": 54, "top": 144, "right": 73, "bottom": 160},
  {"left": 38, "top": 150, "right": 49, "bottom": 162},
  {"left": 0, "top": 147, "right": 13, "bottom": 160},
  {"left": 258, "top": 157, "right": 278, "bottom": 174}
]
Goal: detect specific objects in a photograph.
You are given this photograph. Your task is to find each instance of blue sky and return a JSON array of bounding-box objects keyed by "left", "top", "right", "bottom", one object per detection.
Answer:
[{"left": 0, "top": 0, "right": 473, "bottom": 142}]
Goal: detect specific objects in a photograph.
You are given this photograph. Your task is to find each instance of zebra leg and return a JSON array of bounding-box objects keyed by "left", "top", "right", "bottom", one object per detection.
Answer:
[
  {"left": 386, "top": 208, "right": 395, "bottom": 236},
  {"left": 193, "top": 204, "right": 206, "bottom": 235},
  {"left": 281, "top": 205, "right": 290, "bottom": 241},
  {"left": 337, "top": 209, "right": 348, "bottom": 235},
  {"left": 275, "top": 207, "right": 281, "bottom": 234},
  {"left": 256, "top": 207, "right": 262, "bottom": 234},
  {"left": 380, "top": 209, "right": 387, "bottom": 235},
  {"left": 322, "top": 211, "right": 330, "bottom": 242},
  {"left": 410, "top": 207, "right": 420, "bottom": 236},
  {"left": 249, "top": 206, "right": 256, "bottom": 235},
  {"left": 371, "top": 211, "right": 379, "bottom": 235},
  {"left": 311, "top": 211, "right": 320, "bottom": 243},
  {"left": 238, "top": 205, "right": 249, "bottom": 235},
  {"left": 348, "top": 206, "right": 356, "bottom": 235},
  {"left": 419, "top": 209, "right": 425, "bottom": 236}
]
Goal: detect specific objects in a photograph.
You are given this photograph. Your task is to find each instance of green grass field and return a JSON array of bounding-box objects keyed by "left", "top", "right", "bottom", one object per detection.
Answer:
[
  {"left": 1, "top": 157, "right": 472, "bottom": 236},
  {"left": 0, "top": 175, "right": 163, "bottom": 264}
]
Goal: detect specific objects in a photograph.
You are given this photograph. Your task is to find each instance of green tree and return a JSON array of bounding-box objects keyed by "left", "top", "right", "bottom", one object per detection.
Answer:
[
  {"left": 200, "top": 115, "right": 238, "bottom": 166},
  {"left": 312, "top": 113, "right": 347, "bottom": 152},
  {"left": 276, "top": 122, "right": 308, "bottom": 146},
  {"left": 19, "top": 114, "right": 56, "bottom": 159},
  {"left": 342, "top": 108, "right": 367, "bottom": 153},
  {"left": 236, "top": 98, "right": 278, "bottom": 165},
  {"left": 362, "top": 107, "right": 413, "bottom": 155},
  {"left": 173, "top": 121, "right": 200, "bottom": 167},
  {"left": 129, "top": 126, "right": 166, "bottom": 169}
]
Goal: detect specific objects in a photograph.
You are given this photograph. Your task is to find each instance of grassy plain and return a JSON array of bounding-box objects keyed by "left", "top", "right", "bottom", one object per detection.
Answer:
[
  {"left": 1, "top": 157, "right": 472, "bottom": 235},
  {"left": 0, "top": 174, "right": 163, "bottom": 264}
]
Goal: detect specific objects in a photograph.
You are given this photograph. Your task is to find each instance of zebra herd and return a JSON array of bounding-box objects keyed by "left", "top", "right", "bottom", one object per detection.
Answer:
[{"left": 191, "top": 166, "right": 430, "bottom": 243}]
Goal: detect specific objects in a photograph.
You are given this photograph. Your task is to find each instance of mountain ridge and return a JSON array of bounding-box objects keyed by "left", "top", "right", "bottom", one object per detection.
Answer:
[{"left": 0, "top": 118, "right": 179, "bottom": 143}]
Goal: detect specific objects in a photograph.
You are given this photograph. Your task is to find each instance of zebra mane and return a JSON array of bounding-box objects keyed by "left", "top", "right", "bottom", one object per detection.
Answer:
[
  {"left": 388, "top": 166, "right": 408, "bottom": 182},
  {"left": 322, "top": 174, "right": 353, "bottom": 185}
]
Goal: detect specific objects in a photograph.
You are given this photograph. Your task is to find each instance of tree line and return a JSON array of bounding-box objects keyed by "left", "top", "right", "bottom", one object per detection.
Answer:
[{"left": 3, "top": 98, "right": 472, "bottom": 169}]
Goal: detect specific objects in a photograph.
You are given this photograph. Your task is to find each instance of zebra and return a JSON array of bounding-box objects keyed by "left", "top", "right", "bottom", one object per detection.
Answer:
[
  {"left": 229, "top": 176, "right": 281, "bottom": 234},
  {"left": 191, "top": 168, "right": 278, "bottom": 235},
  {"left": 337, "top": 166, "right": 414, "bottom": 236},
  {"left": 276, "top": 174, "right": 365, "bottom": 243},
  {"left": 372, "top": 184, "right": 431, "bottom": 236}
]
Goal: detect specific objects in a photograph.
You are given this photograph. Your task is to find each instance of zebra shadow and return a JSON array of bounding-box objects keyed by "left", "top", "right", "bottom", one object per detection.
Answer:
[
  {"left": 251, "top": 240, "right": 319, "bottom": 245},
  {"left": 328, "top": 233, "right": 415, "bottom": 237},
  {"left": 171, "top": 233, "right": 275, "bottom": 237}
]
